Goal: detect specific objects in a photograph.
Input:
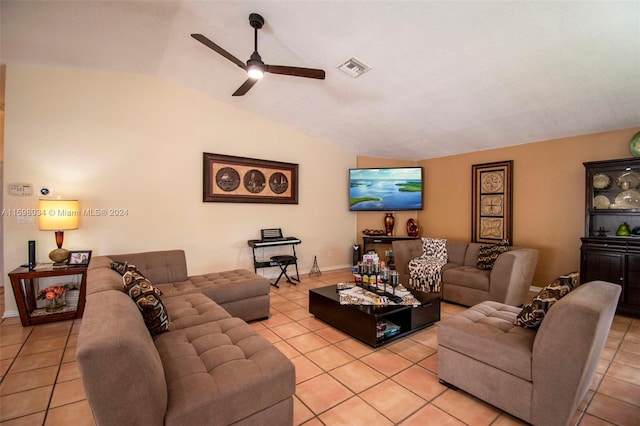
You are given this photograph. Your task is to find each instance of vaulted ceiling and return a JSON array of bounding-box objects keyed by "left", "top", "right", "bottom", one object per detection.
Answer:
[{"left": 2, "top": 1, "right": 639, "bottom": 159}]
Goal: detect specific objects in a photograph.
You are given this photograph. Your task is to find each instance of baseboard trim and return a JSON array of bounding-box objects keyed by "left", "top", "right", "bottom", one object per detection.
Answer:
[
  {"left": 257, "top": 263, "right": 352, "bottom": 280},
  {"left": 2, "top": 309, "right": 19, "bottom": 319}
]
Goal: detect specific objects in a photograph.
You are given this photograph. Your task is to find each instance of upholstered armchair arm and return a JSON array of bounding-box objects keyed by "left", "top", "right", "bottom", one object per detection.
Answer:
[
  {"left": 488, "top": 248, "right": 539, "bottom": 306},
  {"left": 392, "top": 239, "right": 423, "bottom": 287},
  {"left": 531, "top": 281, "right": 620, "bottom": 426}
]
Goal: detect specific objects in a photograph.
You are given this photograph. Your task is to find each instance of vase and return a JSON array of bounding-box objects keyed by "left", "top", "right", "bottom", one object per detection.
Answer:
[
  {"left": 406, "top": 218, "right": 419, "bottom": 237},
  {"left": 384, "top": 213, "right": 395, "bottom": 236},
  {"left": 45, "top": 297, "right": 64, "bottom": 312},
  {"left": 630, "top": 131, "right": 640, "bottom": 158}
]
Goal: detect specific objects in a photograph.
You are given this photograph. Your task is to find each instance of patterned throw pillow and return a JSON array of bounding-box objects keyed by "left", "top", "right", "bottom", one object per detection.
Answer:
[
  {"left": 110, "top": 261, "right": 136, "bottom": 275},
  {"left": 122, "top": 270, "right": 169, "bottom": 336},
  {"left": 514, "top": 272, "right": 580, "bottom": 329},
  {"left": 112, "top": 262, "right": 162, "bottom": 296},
  {"left": 477, "top": 241, "right": 509, "bottom": 270}
]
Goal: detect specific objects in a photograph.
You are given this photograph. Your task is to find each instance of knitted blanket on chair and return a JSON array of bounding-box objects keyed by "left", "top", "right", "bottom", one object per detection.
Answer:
[{"left": 408, "top": 238, "right": 448, "bottom": 292}]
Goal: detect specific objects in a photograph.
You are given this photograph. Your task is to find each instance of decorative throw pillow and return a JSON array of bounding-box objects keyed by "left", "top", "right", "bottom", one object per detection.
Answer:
[
  {"left": 477, "top": 240, "right": 509, "bottom": 270},
  {"left": 122, "top": 270, "right": 169, "bottom": 336},
  {"left": 514, "top": 272, "right": 580, "bottom": 329},
  {"left": 112, "top": 262, "right": 162, "bottom": 296},
  {"left": 110, "top": 261, "right": 136, "bottom": 275}
]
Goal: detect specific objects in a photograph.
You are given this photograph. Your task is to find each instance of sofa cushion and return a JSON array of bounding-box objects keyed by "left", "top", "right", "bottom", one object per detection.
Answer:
[
  {"left": 463, "top": 243, "right": 483, "bottom": 267},
  {"left": 443, "top": 266, "right": 490, "bottom": 291},
  {"left": 155, "top": 280, "right": 203, "bottom": 297},
  {"left": 77, "top": 291, "right": 168, "bottom": 426},
  {"left": 123, "top": 269, "right": 170, "bottom": 336},
  {"left": 438, "top": 301, "right": 536, "bottom": 381},
  {"left": 515, "top": 272, "right": 579, "bottom": 328},
  {"left": 477, "top": 241, "right": 509, "bottom": 270},
  {"left": 155, "top": 317, "right": 295, "bottom": 425},
  {"left": 188, "top": 270, "right": 270, "bottom": 304},
  {"left": 110, "top": 250, "right": 189, "bottom": 284},
  {"left": 445, "top": 241, "right": 469, "bottom": 265},
  {"left": 162, "top": 292, "right": 232, "bottom": 331}
]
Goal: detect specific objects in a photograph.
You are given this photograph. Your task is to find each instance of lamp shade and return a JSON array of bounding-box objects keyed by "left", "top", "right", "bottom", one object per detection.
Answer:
[{"left": 38, "top": 199, "right": 79, "bottom": 231}]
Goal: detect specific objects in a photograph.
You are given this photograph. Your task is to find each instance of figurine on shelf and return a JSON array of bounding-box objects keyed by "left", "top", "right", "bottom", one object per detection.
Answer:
[
  {"left": 616, "top": 222, "right": 631, "bottom": 236},
  {"left": 406, "top": 218, "right": 419, "bottom": 237}
]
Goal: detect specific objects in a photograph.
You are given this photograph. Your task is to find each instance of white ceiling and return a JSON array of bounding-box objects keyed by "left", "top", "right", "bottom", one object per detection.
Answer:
[{"left": 2, "top": 1, "right": 639, "bottom": 160}]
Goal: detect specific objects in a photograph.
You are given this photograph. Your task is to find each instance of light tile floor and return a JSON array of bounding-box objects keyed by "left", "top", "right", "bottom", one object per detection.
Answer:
[{"left": 1, "top": 269, "right": 639, "bottom": 425}]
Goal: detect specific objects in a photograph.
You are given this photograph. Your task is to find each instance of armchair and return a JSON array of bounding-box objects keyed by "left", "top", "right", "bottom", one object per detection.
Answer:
[{"left": 437, "top": 280, "right": 621, "bottom": 426}]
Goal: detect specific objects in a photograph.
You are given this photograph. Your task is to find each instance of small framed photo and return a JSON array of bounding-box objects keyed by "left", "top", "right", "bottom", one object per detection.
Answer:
[{"left": 68, "top": 250, "right": 92, "bottom": 266}]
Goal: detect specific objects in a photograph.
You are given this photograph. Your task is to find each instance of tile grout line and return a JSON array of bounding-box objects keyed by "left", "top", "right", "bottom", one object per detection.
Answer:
[
  {"left": 42, "top": 322, "right": 75, "bottom": 423},
  {"left": 0, "top": 326, "right": 34, "bottom": 388},
  {"left": 578, "top": 319, "right": 634, "bottom": 425}
]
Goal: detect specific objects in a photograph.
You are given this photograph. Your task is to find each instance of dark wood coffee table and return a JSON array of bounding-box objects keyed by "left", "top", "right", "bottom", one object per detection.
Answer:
[{"left": 309, "top": 284, "right": 440, "bottom": 347}]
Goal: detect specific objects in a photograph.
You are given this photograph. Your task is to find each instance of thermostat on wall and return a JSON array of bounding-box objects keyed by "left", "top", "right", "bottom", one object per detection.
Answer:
[{"left": 8, "top": 183, "right": 33, "bottom": 196}]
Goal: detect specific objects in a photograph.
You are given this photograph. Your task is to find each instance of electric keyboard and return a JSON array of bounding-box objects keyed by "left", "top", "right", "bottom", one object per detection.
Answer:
[{"left": 247, "top": 236, "right": 302, "bottom": 248}]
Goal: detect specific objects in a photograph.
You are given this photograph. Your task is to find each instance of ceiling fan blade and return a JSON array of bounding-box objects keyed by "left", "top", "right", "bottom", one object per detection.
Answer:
[
  {"left": 266, "top": 65, "right": 325, "bottom": 80},
  {"left": 232, "top": 78, "right": 259, "bottom": 96},
  {"left": 191, "top": 34, "right": 246, "bottom": 69}
]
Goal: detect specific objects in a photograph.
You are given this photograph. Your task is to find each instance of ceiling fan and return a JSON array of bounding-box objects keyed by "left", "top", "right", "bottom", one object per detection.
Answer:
[{"left": 191, "top": 13, "right": 326, "bottom": 96}]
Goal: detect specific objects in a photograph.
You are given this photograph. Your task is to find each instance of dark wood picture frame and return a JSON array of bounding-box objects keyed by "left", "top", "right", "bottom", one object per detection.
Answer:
[
  {"left": 471, "top": 160, "right": 513, "bottom": 245},
  {"left": 68, "top": 250, "right": 92, "bottom": 266},
  {"left": 203, "top": 153, "right": 299, "bottom": 204}
]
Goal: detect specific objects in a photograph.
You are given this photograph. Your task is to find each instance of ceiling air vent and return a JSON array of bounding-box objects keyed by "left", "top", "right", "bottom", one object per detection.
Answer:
[{"left": 338, "top": 58, "right": 371, "bottom": 78}]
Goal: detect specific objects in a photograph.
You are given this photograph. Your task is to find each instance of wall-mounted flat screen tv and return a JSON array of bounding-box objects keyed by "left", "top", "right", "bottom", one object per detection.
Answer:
[{"left": 349, "top": 167, "right": 423, "bottom": 211}]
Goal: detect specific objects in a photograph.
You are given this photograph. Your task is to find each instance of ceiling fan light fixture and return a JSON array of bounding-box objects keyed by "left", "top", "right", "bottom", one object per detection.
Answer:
[
  {"left": 247, "top": 64, "right": 264, "bottom": 79},
  {"left": 247, "top": 53, "right": 265, "bottom": 79}
]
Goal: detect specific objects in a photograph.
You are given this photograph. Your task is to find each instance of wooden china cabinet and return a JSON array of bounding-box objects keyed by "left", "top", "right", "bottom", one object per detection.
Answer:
[{"left": 580, "top": 157, "right": 640, "bottom": 316}]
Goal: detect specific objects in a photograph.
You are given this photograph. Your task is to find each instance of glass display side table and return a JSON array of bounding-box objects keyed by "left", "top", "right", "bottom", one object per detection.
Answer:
[{"left": 8, "top": 264, "right": 88, "bottom": 326}]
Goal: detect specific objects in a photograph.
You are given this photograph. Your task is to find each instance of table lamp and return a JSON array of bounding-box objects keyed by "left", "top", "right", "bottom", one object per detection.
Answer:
[{"left": 38, "top": 199, "right": 79, "bottom": 264}]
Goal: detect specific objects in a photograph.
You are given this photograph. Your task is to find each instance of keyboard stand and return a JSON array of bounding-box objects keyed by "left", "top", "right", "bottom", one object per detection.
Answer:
[{"left": 247, "top": 229, "right": 302, "bottom": 287}]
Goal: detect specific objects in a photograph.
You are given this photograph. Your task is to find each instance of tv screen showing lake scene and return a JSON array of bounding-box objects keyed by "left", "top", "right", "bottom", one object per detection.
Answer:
[{"left": 349, "top": 167, "right": 423, "bottom": 211}]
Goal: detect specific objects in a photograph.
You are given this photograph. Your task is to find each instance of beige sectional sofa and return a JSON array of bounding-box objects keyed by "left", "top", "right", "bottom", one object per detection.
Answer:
[
  {"left": 76, "top": 250, "right": 295, "bottom": 426},
  {"left": 393, "top": 239, "right": 538, "bottom": 306}
]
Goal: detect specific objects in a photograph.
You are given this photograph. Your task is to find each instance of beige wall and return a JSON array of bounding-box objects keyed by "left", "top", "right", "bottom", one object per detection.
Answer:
[
  {"left": 355, "top": 128, "right": 640, "bottom": 286},
  {"left": 2, "top": 65, "right": 355, "bottom": 316},
  {"left": 419, "top": 127, "right": 640, "bottom": 286}
]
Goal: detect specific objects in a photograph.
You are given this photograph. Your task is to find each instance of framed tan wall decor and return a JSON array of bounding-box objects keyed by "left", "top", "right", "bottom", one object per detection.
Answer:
[
  {"left": 471, "top": 160, "right": 513, "bottom": 245},
  {"left": 203, "top": 153, "right": 298, "bottom": 204}
]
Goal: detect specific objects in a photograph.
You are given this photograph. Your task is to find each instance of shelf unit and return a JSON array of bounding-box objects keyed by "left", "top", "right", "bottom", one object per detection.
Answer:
[
  {"left": 581, "top": 157, "right": 640, "bottom": 316},
  {"left": 361, "top": 235, "right": 418, "bottom": 265}
]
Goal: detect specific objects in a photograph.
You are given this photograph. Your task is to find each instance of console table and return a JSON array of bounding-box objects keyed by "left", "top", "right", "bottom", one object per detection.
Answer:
[
  {"left": 8, "top": 264, "right": 88, "bottom": 326},
  {"left": 362, "top": 236, "right": 419, "bottom": 264}
]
